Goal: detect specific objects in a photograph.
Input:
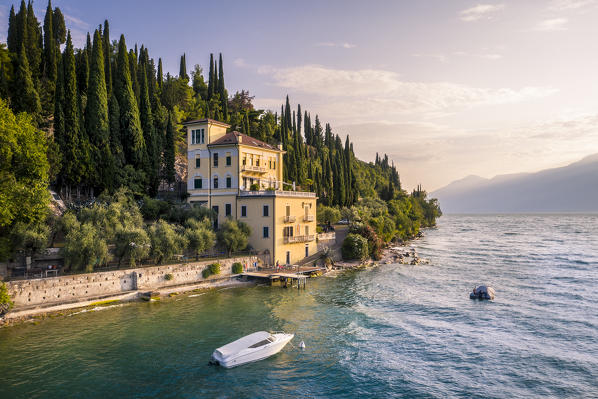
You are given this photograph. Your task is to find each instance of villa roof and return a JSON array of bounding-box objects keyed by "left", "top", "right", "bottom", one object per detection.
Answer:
[
  {"left": 182, "top": 118, "right": 231, "bottom": 128},
  {"left": 208, "top": 131, "right": 282, "bottom": 151}
]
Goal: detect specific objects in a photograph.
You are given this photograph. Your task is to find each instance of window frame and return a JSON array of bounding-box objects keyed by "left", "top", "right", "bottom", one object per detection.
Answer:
[
  {"left": 194, "top": 178, "right": 202, "bottom": 189},
  {"left": 263, "top": 226, "right": 269, "bottom": 238},
  {"left": 241, "top": 205, "right": 247, "bottom": 217},
  {"left": 263, "top": 205, "right": 269, "bottom": 217}
]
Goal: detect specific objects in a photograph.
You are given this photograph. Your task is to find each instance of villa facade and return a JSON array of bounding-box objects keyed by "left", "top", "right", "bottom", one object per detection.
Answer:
[{"left": 185, "top": 119, "right": 317, "bottom": 265}]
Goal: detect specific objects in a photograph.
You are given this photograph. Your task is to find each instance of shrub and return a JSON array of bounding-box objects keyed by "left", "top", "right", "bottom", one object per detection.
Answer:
[
  {"left": 249, "top": 183, "right": 260, "bottom": 191},
  {"left": 209, "top": 263, "right": 221, "bottom": 275},
  {"left": 342, "top": 233, "right": 369, "bottom": 261},
  {"left": 164, "top": 273, "right": 174, "bottom": 281},
  {"left": 202, "top": 263, "right": 221, "bottom": 278},
  {"left": 232, "top": 262, "right": 243, "bottom": 274},
  {"left": 349, "top": 223, "right": 384, "bottom": 260},
  {"left": 0, "top": 282, "right": 13, "bottom": 316}
]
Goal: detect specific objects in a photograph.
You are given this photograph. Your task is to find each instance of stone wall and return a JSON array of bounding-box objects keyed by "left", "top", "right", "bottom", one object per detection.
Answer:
[{"left": 6, "top": 256, "right": 257, "bottom": 309}]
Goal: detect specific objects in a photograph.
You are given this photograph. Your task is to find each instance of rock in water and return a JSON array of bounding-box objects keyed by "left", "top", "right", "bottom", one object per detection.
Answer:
[{"left": 470, "top": 285, "right": 495, "bottom": 300}]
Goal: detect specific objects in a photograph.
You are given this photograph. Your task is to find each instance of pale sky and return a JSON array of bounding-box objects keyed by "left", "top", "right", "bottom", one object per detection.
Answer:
[{"left": 2, "top": 0, "right": 598, "bottom": 190}]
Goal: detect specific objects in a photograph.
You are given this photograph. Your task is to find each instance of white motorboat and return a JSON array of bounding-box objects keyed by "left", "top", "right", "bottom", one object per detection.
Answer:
[{"left": 210, "top": 331, "right": 294, "bottom": 368}]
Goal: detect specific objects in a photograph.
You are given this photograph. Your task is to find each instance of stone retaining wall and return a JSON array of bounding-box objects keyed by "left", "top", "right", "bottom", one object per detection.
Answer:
[{"left": 6, "top": 256, "right": 257, "bottom": 309}]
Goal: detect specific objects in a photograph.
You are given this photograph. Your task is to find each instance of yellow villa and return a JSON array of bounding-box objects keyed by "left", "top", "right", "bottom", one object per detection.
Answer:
[{"left": 185, "top": 118, "right": 317, "bottom": 265}]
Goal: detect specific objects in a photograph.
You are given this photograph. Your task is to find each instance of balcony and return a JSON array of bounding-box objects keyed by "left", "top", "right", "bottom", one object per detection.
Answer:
[
  {"left": 283, "top": 215, "right": 296, "bottom": 223},
  {"left": 303, "top": 215, "right": 315, "bottom": 222},
  {"left": 239, "top": 190, "right": 316, "bottom": 198},
  {"left": 284, "top": 235, "right": 315, "bottom": 244},
  {"left": 241, "top": 165, "right": 267, "bottom": 173}
]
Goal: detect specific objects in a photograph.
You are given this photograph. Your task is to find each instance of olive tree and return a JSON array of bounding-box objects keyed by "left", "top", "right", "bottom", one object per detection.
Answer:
[
  {"left": 317, "top": 204, "right": 341, "bottom": 225},
  {"left": 148, "top": 220, "right": 186, "bottom": 264},
  {"left": 114, "top": 226, "right": 150, "bottom": 267},
  {"left": 63, "top": 221, "right": 109, "bottom": 272},
  {"left": 217, "top": 219, "right": 251, "bottom": 255},
  {"left": 184, "top": 218, "right": 215, "bottom": 259}
]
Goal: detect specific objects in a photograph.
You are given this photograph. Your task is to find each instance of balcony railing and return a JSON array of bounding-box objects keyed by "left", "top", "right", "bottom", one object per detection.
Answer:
[
  {"left": 239, "top": 190, "right": 317, "bottom": 198},
  {"left": 241, "top": 165, "right": 267, "bottom": 173},
  {"left": 303, "top": 215, "right": 315, "bottom": 222},
  {"left": 283, "top": 215, "right": 296, "bottom": 223},
  {"left": 284, "top": 235, "right": 315, "bottom": 244}
]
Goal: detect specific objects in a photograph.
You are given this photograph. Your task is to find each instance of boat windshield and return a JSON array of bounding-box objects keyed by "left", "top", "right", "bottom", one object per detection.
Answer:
[{"left": 248, "top": 336, "right": 274, "bottom": 348}]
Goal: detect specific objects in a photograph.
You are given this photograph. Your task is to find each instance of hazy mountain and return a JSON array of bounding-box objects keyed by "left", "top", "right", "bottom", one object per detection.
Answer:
[{"left": 432, "top": 154, "right": 598, "bottom": 213}]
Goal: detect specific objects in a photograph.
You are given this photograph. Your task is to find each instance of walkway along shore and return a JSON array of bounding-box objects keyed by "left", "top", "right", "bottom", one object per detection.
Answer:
[{"left": 1, "top": 256, "right": 258, "bottom": 327}]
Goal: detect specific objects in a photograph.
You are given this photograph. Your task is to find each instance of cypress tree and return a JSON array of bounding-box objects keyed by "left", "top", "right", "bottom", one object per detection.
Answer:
[
  {"left": 114, "top": 35, "right": 145, "bottom": 168},
  {"left": 108, "top": 93, "right": 125, "bottom": 168},
  {"left": 14, "top": 1, "right": 28, "bottom": 62},
  {"left": 25, "top": 0, "right": 42, "bottom": 80},
  {"left": 292, "top": 110, "right": 296, "bottom": 136},
  {"left": 179, "top": 53, "right": 187, "bottom": 80},
  {"left": 62, "top": 32, "right": 86, "bottom": 191},
  {"left": 52, "top": 7, "right": 65, "bottom": 46},
  {"left": 304, "top": 111, "right": 310, "bottom": 145},
  {"left": 102, "top": 20, "right": 112, "bottom": 97},
  {"left": 129, "top": 48, "right": 139, "bottom": 102},
  {"left": 163, "top": 111, "right": 176, "bottom": 185},
  {"left": 297, "top": 104, "right": 302, "bottom": 137},
  {"left": 218, "top": 53, "right": 227, "bottom": 118},
  {"left": 7, "top": 6, "right": 17, "bottom": 53},
  {"left": 313, "top": 115, "right": 322, "bottom": 148},
  {"left": 285, "top": 95, "right": 292, "bottom": 131},
  {"left": 344, "top": 135, "right": 353, "bottom": 204},
  {"left": 42, "top": 0, "right": 56, "bottom": 81},
  {"left": 85, "top": 29, "right": 113, "bottom": 192},
  {"left": 12, "top": 43, "right": 41, "bottom": 116},
  {"left": 76, "top": 48, "right": 89, "bottom": 95},
  {"left": 54, "top": 52, "right": 64, "bottom": 167},
  {"left": 139, "top": 64, "right": 159, "bottom": 195},
  {"left": 207, "top": 53, "right": 214, "bottom": 100},
  {"left": 157, "top": 58, "right": 163, "bottom": 89}
]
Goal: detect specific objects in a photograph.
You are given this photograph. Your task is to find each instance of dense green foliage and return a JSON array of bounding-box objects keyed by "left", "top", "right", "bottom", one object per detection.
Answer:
[
  {"left": 58, "top": 189, "right": 215, "bottom": 271},
  {"left": 217, "top": 219, "right": 251, "bottom": 255},
  {"left": 184, "top": 218, "right": 215, "bottom": 260},
  {"left": 232, "top": 262, "right": 243, "bottom": 274},
  {"left": 0, "top": 281, "right": 13, "bottom": 315},
  {"left": 202, "top": 262, "right": 221, "bottom": 278},
  {"left": 0, "top": 98, "right": 50, "bottom": 260},
  {"left": 317, "top": 205, "right": 341, "bottom": 225},
  {"left": 342, "top": 233, "right": 369, "bottom": 261}
]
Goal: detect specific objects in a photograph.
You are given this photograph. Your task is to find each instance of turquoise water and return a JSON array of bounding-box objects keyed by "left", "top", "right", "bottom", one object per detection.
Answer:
[{"left": 1, "top": 215, "right": 598, "bottom": 398}]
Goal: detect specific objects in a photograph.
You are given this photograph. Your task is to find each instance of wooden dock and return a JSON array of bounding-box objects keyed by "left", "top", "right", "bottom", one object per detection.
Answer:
[{"left": 241, "top": 268, "right": 323, "bottom": 289}]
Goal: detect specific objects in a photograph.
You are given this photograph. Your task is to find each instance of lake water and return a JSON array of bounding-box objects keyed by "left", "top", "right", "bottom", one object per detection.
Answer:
[{"left": 1, "top": 215, "right": 597, "bottom": 398}]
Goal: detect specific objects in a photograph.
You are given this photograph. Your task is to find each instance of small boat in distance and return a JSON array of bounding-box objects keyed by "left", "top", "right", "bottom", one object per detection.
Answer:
[{"left": 210, "top": 331, "right": 294, "bottom": 368}]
